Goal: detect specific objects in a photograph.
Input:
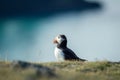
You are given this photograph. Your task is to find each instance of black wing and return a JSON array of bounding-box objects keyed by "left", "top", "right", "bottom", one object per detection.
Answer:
[{"left": 62, "top": 48, "right": 86, "bottom": 61}]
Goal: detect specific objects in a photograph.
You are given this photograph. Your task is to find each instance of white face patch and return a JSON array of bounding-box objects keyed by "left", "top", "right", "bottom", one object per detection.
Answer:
[{"left": 56, "top": 35, "right": 65, "bottom": 44}]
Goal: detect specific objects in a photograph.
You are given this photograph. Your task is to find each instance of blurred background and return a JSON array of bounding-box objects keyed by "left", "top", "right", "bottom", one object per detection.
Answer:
[{"left": 0, "top": 0, "right": 120, "bottom": 62}]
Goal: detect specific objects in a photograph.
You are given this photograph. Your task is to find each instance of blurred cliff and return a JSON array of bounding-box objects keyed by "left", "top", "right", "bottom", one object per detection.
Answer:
[{"left": 0, "top": 0, "right": 101, "bottom": 18}]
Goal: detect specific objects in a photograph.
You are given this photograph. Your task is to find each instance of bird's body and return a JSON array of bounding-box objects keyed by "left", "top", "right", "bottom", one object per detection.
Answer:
[
  {"left": 53, "top": 34, "right": 86, "bottom": 61},
  {"left": 54, "top": 47, "right": 65, "bottom": 61}
]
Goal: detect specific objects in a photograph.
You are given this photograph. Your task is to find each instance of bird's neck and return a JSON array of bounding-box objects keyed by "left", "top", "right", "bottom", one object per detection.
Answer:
[{"left": 57, "top": 41, "right": 67, "bottom": 49}]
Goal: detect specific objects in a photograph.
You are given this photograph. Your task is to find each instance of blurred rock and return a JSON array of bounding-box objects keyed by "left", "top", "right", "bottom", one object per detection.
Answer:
[
  {"left": 11, "top": 60, "right": 56, "bottom": 77},
  {"left": 11, "top": 60, "right": 31, "bottom": 69}
]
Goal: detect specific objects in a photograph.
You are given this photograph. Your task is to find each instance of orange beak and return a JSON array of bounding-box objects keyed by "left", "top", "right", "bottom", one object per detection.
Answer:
[{"left": 53, "top": 38, "right": 58, "bottom": 44}]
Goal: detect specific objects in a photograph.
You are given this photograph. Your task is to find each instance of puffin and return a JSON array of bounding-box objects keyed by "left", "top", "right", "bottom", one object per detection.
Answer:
[{"left": 53, "top": 34, "right": 86, "bottom": 61}]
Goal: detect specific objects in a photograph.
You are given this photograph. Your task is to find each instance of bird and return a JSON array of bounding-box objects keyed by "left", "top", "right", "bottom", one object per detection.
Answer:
[{"left": 53, "top": 34, "right": 86, "bottom": 61}]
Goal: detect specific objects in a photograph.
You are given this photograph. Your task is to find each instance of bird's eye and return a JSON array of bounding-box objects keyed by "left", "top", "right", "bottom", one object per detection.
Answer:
[{"left": 58, "top": 36, "right": 60, "bottom": 39}]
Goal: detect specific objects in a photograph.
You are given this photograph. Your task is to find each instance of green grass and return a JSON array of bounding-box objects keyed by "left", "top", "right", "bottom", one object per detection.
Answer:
[{"left": 0, "top": 61, "right": 120, "bottom": 80}]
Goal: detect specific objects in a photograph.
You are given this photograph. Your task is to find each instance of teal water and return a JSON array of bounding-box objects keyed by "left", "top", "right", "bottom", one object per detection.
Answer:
[{"left": 0, "top": 18, "right": 45, "bottom": 62}]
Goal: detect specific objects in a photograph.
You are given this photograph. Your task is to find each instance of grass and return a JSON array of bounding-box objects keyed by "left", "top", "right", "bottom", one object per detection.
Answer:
[{"left": 0, "top": 61, "right": 120, "bottom": 80}]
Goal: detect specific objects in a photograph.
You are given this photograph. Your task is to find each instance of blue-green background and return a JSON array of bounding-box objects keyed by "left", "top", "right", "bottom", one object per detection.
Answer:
[{"left": 0, "top": 0, "right": 120, "bottom": 62}]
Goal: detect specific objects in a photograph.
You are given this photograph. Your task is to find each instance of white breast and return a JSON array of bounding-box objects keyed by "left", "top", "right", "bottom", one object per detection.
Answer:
[{"left": 54, "top": 47, "right": 65, "bottom": 61}]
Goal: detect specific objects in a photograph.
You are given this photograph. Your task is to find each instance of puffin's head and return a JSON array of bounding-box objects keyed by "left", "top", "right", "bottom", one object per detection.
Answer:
[{"left": 53, "top": 34, "right": 67, "bottom": 44}]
